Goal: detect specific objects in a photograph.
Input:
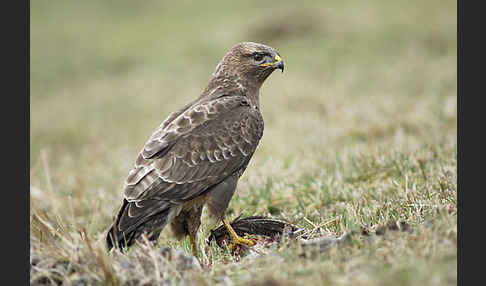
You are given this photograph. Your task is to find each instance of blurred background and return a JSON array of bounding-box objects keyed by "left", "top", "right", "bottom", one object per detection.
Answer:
[{"left": 30, "top": 0, "right": 456, "bottom": 231}]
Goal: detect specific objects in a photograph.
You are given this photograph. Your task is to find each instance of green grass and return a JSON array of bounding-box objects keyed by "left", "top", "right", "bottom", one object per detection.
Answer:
[{"left": 30, "top": 0, "right": 456, "bottom": 285}]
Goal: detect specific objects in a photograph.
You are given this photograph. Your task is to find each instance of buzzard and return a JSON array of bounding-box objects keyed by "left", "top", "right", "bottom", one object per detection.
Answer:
[{"left": 106, "top": 42, "right": 284, "bottom": 254}]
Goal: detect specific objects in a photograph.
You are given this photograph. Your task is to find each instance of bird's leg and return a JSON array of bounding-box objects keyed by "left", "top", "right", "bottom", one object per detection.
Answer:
[
  {"left": 188, "top": 231, "right": 199, "bottom": 258},
  {"left": 186, "top": 205, "right": 203, "bottom": 259},
  {"left": 222, "top": 218, "right": 256, "bottom": 251}
]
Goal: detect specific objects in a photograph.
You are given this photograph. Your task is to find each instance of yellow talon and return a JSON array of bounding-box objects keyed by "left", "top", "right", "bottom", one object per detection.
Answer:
[{"left": 223, "top": 219, "right": 256, "bottom": 251}]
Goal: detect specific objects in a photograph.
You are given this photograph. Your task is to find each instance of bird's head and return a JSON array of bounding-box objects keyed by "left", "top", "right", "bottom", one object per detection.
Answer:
[{"left": 214, "top": 42, "right": 284, "bottom": 87}]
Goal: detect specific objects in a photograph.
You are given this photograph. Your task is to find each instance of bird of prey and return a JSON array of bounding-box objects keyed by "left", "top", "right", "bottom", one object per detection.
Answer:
[{"left": 106, "top": 42, "right": 284, "bottom": 255}]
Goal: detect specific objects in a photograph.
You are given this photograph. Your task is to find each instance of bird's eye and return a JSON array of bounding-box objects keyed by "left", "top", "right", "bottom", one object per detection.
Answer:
[{"left": 253, "top": 53, "right": 264, "bottom": 62}]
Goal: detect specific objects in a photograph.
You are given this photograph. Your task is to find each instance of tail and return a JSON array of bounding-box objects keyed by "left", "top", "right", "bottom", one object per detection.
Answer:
[{"left": 106, "top": 199, "right": 173, "bottom": 251}]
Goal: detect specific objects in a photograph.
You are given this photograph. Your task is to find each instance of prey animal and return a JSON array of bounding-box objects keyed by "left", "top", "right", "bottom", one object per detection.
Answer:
[{"left": 106, "top": 42, "right": 284, "bottom": 255}]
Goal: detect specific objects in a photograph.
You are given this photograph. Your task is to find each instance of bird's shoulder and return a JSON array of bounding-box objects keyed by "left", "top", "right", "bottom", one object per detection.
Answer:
[{"left": 141, "top": 94, "right": 256, "bottom": 159}]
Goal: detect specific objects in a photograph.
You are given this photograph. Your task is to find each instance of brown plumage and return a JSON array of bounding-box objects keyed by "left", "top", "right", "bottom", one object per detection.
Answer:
[{"left": 106, "top": 42, "right": 284, "bottom": 253}]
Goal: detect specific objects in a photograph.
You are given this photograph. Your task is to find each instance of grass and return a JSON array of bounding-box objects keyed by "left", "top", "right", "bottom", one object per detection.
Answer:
[{"left": 30, "top": 0, "right": 456, "bottom": 285}]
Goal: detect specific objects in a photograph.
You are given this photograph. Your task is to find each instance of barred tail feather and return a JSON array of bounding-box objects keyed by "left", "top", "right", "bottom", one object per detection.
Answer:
[{"left": 106, "top": 199, "right": 173, "bottom": 251}]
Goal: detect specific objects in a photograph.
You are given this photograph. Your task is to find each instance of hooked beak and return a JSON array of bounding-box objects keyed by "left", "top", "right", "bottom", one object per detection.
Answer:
[
  {"left": 260, "top": 53, "right": 285, "bottom": 72},
  {"left": 274, "top": 54, "right": 284, "bottom": 72}
]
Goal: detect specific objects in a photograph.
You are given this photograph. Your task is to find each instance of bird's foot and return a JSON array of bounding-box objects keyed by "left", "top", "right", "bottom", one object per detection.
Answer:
[
  {"left": 222, "top": 218, "right": 257, "bottom": 252},
  {"left": 229, "top": 236, "right": 257, "bottom": 252}
]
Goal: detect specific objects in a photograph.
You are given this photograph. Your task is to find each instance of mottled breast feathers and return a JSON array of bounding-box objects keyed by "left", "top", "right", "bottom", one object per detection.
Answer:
[{"left": 123, "top": 95, "right": 264, "bottom": 204}]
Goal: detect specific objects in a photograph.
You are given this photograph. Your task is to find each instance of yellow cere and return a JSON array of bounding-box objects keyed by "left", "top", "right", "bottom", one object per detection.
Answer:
[{"left": 260, "top": 54, "right": 282, "bottom": 67}]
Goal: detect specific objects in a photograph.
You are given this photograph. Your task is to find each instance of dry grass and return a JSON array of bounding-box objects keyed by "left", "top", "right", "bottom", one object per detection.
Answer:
[{"left": 30, "top": 0, "right": 456, "bottom": 285}]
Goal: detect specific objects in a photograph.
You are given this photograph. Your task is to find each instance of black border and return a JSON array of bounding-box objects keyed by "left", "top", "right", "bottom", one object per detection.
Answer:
[
  {"left": 5, "top": 0, "right": 29, "bottom": 283},
  {"left": 459, "top": 0, "right": 483, "bottom": 285},
  {"left": 27, "top": 1, "right": 31, "bottom": 283}
]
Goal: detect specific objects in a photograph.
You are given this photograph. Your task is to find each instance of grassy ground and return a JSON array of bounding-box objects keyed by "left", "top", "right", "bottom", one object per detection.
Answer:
[{"left": 30, "top": 0, "right": 456, "bottom": 285}]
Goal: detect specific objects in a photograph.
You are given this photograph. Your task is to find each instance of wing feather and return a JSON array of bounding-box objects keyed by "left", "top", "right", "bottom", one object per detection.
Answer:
[{"left": 123, "top": 95, "right": 263, "bottom": 203}]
